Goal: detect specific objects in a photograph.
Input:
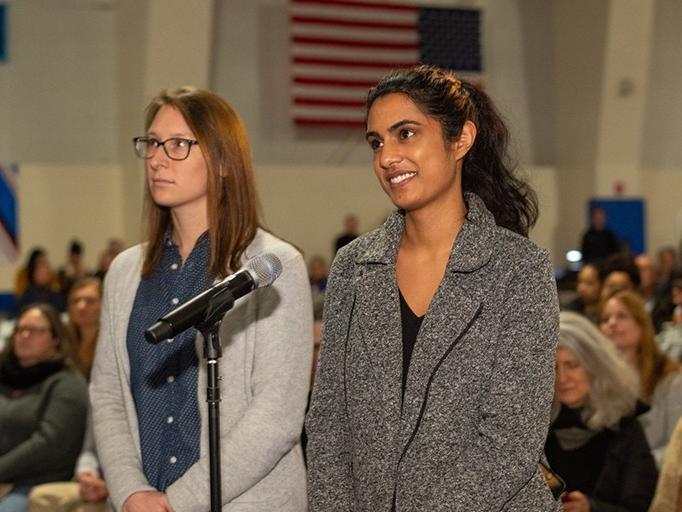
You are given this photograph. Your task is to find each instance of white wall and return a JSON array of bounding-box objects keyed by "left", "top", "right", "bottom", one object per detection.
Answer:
[
  {"left": 642, "top": 0, "right": 682, "bottom": 169},
  {"left": 0, "top": 0, "right": 117, "bottom": 163}
]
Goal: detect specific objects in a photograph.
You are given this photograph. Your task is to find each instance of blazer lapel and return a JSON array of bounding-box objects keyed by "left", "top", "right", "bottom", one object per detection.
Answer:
[
  {"left": 399, "top": 195, "right": 496, "bottom": 447},
  {"left": 353, "top": 264, "right": 403, "bottom": 418},
  {"left": 351, "top": 211, "right": 405, "bottom": 422},
  {"left": 399, "top": 272, "right": 484, "bottom": 444}
]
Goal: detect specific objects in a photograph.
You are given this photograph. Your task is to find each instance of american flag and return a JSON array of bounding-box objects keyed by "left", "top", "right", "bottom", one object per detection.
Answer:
[{"left": 290, "top": 0, "right": 482, "bottom": 127}]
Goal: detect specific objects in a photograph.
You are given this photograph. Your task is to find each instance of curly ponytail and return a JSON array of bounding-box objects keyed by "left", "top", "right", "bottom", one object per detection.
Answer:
[{"left": 367, "top": 65, "right": 538, "bottom": 236}]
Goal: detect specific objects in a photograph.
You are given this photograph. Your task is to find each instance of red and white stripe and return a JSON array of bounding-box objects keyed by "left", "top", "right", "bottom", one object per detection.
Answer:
[{"left": 290, "top": 0, "right": 421, "bottom": 127}]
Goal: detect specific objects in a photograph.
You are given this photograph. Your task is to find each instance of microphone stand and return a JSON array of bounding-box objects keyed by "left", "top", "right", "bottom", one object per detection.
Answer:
[{"left": 195, "top": 285, "right": 237, "bottom": 512}]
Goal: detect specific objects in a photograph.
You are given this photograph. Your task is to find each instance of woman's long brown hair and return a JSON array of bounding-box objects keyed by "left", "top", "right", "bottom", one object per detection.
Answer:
[
  {"left": 601, "top": 289, "right": 679, "bottom": 402},
  {"left": 141, "top": 86, "right": 260, "bottom": 279}
]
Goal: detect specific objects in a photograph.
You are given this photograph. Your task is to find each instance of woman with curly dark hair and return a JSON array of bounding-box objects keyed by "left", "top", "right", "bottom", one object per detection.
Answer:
[{"left": 306, "top": 65, "right": 560, "bottom": 511}]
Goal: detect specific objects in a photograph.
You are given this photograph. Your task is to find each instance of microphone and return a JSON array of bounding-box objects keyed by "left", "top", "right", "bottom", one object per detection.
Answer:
[{"left": 145, "top": 253, "right": 283, "bottom": 344}]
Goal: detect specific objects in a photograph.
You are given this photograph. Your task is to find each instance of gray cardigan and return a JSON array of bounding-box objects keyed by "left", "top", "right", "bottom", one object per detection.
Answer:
[
  {"left": 90, "top": 229, "right": 312, "bottom": 511},
  {"left": 306, "top": 194, "right": 560, "bottom": 511}
]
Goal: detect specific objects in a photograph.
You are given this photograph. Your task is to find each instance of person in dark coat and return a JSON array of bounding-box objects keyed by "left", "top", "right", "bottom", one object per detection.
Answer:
[
  {"left": 546, "top": 312, "right": 658, "bottom": 512},
  {"left": 580, "top": 206, "right": 620, "bottom": 264}
]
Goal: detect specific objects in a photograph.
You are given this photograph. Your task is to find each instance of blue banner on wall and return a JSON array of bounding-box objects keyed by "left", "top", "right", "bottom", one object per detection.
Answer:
[{"left": 0, "top": 4, "right": 6, "bottom": 63}]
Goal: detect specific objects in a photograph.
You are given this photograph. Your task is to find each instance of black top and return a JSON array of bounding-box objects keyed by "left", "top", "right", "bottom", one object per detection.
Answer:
[
  {"left": 399, "top": 290, "right": 424, "bottom": 402},
  {"left": 544, "top": 406, "right": 609, "bottom": 493},
  {"left": 580, "top": 227, "right": 620, "bottom": 263}
]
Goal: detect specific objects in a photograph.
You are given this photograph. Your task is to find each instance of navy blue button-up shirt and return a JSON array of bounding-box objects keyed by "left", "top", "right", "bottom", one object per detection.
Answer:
[{"left": 127, "top": 232, "right": 213, "bottom": 491}]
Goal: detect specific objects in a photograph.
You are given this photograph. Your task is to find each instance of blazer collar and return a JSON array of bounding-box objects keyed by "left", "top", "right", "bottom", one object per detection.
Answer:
[{"left": 355, "top": 192, "right": 496, "bottom": 273}]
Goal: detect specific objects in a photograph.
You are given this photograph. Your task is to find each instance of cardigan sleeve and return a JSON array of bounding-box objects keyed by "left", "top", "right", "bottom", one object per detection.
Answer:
[
  {"left": 442, "top": 246, "right": 560, "bottom": 510},
  {"left": 305, "top": 247, "right": 356, "bottom": 512},
  {"left": 90, "top": 252, "right": 157, "bottom": 511},
  {"left": 0, "top": 371, "right": 88, "bottom": 483},
  {"left": 165, "top": 248, "right": 313, "bottom": 511}
]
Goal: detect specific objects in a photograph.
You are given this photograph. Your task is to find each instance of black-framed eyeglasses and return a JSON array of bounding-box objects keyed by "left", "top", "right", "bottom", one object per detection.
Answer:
[{"left": 133, "top": 137, "right": 199, "bottom": 161}]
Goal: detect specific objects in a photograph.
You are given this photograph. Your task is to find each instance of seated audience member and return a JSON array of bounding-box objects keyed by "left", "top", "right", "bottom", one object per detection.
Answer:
[
  {"left": 566, "top": 263, "right": 603, "bottom": 323},
  {"left": 600, "top": 289, "right": 682, "bottom": 467},
  {"left": 650, "top": 417, "right": 682, "bottom": 512},
  {"left": 27, "top": 414, "right": 106, "bottom": 512},
  {"left": 14, "top": 249, "right": 46, "bottom": 297},
  {"left": 0, "top": 304, "right": 88, "bottom": 512},
  {"left": 600, "top": 253, "right": 640, "bottom": 302},
  {"left": 93, "top": 239, "right": 124, "bottom": 281},
  {"left": 57, "top": 240, "right": 89, "bottom": 296},
  {"left": 15, "top": 252, "right": 65, "bottom": 315},
  {"left": 635, "top": 253, "right": 658, "bottom": 312},
  {"left": 546, "top": 311, "right": 657, "bottom": 511},
  {"left": 65, "top": 277, "right": 102, "bottom": 378},
  {"left": 658, "top": 247, "right": 680, "bottom": 295},
  {"left": 27, "top": 279, "right": 106, "bottom": 512},
  {"left": 656, "top": 276, "right": 682, "bottom": 362}
]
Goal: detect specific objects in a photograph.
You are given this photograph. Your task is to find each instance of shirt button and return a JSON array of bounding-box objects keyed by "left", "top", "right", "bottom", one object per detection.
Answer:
[
  {"left": 167, "top": 416, "right": 174, "bottom": 424},
  {"left": 167, "top": 375, "right": 175, "bottom": 383},
  {"left": 170, "top": 263, "right": 178, "bottom": 270},
  {"left": 171, "top": 297, "right": 179, "bottom": 305},
  {"left": 170, "top": 456, "right": 177, "bottom": 464}
]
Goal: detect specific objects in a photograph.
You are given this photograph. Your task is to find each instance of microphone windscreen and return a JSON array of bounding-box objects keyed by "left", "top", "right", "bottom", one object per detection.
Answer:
[{"left": 246, "top": 253, "right": 283, "bottom": 288}]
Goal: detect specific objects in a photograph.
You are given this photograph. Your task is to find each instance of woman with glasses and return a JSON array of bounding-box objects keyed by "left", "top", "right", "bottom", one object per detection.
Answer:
[
  {"left": 306, "top": 65, "right": 560, "bottom": 510},
  {"left": 89, "top": 86, "right": 312, "bottom": 512},
  {"left": 0, "top": 303, "right": 88, "bottom": 512}
]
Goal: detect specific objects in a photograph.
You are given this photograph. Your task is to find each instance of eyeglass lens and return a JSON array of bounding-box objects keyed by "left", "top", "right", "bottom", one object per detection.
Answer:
[{"left": 134, "top": 138, "right": 194, "bottom": 161}]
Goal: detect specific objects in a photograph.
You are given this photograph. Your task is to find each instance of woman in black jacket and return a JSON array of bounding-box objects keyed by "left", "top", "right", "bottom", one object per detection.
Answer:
[{"left": 546, "top": 311, "right": 658, "bottom": 511}]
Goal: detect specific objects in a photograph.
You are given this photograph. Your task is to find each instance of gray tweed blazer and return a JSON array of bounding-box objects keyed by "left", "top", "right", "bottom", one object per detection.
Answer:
[
  {"left": 90, "top": 229, "right": 312, "bottom": 512},
  {"left": 306, "top": 194, "right": 560, "bottom": 511}
]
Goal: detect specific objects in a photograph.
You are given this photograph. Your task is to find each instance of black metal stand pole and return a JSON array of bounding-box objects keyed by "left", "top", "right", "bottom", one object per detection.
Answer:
[
  {"left": 197, "top": 287, "right": 235, "bottom": 512},
  {"left": 202, "top": 327, "right": 222, "bottom": 512}
]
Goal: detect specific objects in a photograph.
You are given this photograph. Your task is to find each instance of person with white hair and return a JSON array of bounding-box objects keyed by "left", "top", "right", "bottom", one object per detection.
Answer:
[{"left": 545, "top": 311, "right": 658, "bottom": 512}]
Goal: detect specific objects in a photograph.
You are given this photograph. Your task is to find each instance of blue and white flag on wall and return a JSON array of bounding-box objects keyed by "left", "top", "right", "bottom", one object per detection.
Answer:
[{"left": 0, "top": 163, "right": 19, "bottom": 264}]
